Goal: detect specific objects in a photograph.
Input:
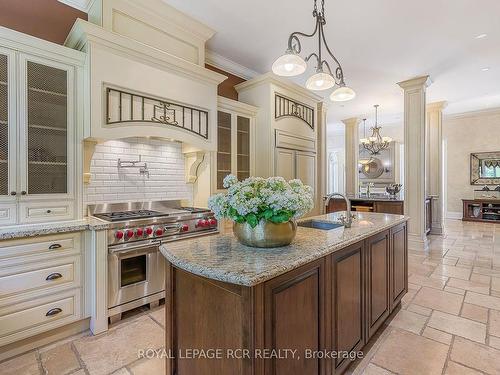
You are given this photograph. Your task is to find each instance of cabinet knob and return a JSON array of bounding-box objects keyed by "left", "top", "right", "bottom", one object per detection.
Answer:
[
  {"left": 10, "top": 191, "right": 16, "bottom": 196},
  {"left": 46, "top": 272, "right": 63, "bottom": 281},
  {"left": 46, "top": 209, "right": 52, "bottom": 214},
  {"left": 21, "top": 191, "right": 27, "bottom": 195},
  {"left": 48, "top": 243, "right": 62, "bottom": 250},
  {"left": 46, "top": 308, "right": 62, "bottom": 317}
]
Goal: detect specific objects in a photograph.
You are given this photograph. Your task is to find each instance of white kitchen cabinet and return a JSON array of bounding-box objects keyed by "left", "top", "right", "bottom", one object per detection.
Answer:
[
  {"left": 0, "top": 28, "right": 85, "bottom": 224},
  {"left": 275, "top": 148, "right": 295, "bottom": 181},
  {"left": 275, "top": 148, "right": 317, "bottom": 196},
  {"left": 214, "top": 96, "right": 258, "bottom": 191}
]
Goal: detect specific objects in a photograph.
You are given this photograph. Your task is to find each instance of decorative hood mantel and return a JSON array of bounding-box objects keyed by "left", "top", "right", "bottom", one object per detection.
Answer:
[{"left": 65, "top": 0, "right": 226, "bottom": 151}]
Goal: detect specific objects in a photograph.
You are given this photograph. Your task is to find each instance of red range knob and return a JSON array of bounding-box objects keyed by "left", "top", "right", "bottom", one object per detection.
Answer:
[
  {"left": 182, "top": 224, "right": 189, "bottom": 232},
  {"left": 135, "top": 228, "right": 144, "bottom": 237},
  {"left": 155, "top": 228, "right": 164, "bottom": 236},
  {"left": 125, "top": 230, "right": 134, "bottom": 239},
  {"left": 145, "top": 227, "right": 153, "bottom": 235},
  {"left": 115, "top": 231, "right": 124, "bottom": 239},
  {"left": 209, "top": 218, "right": 217, "bottom": 226}
]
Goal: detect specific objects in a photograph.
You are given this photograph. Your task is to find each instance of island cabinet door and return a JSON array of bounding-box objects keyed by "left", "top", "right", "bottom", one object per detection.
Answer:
[
  {"left": 390, "top": 222, "right": 408, "bottom": 311},
  {"left": 365, "top": 230, "right": 390, "bottom": 340},
  {"left": 329, "top": 241, "right": 365, "bottom": 374},
  {"left": 262, "top": 258, "right": 326, "bottom": 375}
]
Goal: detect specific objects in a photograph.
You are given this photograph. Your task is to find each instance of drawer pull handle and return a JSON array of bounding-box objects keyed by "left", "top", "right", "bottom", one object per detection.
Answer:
[
  {"left": 46, "top": 308, "right": 62, "bottom": 317},
  {"left": 21, "top": 191, "right": 27, "bottom": 195},
  {"left": 48, "top": 244, "right": 62, "bottom": 250},
  {"left": 46, "top": 273, "right": 63, "bottom": 281}
]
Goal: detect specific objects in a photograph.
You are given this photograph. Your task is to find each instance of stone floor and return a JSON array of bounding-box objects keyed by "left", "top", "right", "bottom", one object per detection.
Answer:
[{"left": 1, "top": 219, "right": 500, "bottom": 374}]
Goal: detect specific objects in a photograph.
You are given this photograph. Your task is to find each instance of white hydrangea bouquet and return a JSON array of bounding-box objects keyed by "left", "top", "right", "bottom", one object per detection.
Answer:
[{"left": 208, "top": 175, "right": 314, "bottom": 247}]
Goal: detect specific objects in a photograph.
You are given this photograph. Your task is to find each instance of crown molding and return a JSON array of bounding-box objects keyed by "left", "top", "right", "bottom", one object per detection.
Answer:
[
  {"left": 397, "top": 75, "right": 432, "bottom": 90},
  {"left": 57, "top": 0, "right": 93, "bottom": 12},
  {"left": 205, "top": 50, "right": 259, "bottom": 80},
  {"left": 444, "top": 106, "right": 500, "bottom": 120},
  {"left": 217, "top": 96, "right": 259, "bottom": 117}
]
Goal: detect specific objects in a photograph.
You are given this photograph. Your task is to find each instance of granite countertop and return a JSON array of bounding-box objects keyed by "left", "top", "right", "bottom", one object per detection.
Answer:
[
  {"left": 160, "top": 212, "right": 408, "bottom": 287},
  {"left": 0, "top": 217, "right": 109, "bottom": 240},
  {"left": 346, "top": 194, "right": 404, "bottom": 202}
]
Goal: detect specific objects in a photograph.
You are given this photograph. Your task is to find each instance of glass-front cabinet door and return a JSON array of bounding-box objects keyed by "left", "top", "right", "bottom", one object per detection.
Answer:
[
  {"left": 215, "top": 103, "right": 255, "bottom": 191},
  {"left": 19, "top": 55, "right": 73, "bottom": 198}
]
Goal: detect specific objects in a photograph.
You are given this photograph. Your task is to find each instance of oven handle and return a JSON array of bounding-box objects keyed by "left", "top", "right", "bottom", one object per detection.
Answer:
[{"left": 108, "top": 241, "right": 161, "bottom": 255}]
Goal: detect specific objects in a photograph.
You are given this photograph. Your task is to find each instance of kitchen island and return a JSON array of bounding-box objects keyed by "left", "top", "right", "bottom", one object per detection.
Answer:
[{"left": 160, "top": 212, "right": 408, "bottom": 375}]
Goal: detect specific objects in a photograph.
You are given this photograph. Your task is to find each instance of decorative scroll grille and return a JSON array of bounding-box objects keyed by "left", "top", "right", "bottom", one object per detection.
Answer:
[
  {"left": 106, "top": 87, "right": 209, "bottom": 139},
  {"left": 275, "top": 93, "right": 314, "bottom": 129}
]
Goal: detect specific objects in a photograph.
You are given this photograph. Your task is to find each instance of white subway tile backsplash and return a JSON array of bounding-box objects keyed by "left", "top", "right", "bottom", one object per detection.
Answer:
[{"left": 84, "top": 138, "right": 193, "bottom": 205}]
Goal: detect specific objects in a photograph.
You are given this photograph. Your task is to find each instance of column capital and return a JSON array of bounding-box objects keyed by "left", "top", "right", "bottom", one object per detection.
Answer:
[
  {"left": 427, "top": 101, "right": 448, "bottom": 112},
  {"left": 341, "top": 117, "right": 361, "bottom": 128},
  {"left": 398, "top": 75, "right": 432, "bottom": 90}
]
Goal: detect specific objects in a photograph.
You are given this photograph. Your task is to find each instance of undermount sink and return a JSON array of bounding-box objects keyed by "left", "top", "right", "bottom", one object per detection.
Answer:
[{"left": 297, "top": 220, "right": 344, "bottom": 230}]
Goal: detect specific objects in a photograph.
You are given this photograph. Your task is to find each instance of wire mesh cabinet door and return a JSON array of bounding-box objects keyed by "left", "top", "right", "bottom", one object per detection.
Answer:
[
  {"left": 18, "top": 54, "right": 75, "bottom": 200},
  {"left": 0, "top": 48, "right": 17, "bottom": 225}
]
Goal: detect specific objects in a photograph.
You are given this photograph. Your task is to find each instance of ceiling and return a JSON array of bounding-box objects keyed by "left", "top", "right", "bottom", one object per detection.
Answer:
[{"left": 164, "top": 0, "right": 500, "bottom": 127}]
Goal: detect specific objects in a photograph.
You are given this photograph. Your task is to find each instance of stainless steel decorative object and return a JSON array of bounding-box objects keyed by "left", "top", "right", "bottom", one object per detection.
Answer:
[{"left": 233, "top": 220, "right": 297, "bottom": 248}]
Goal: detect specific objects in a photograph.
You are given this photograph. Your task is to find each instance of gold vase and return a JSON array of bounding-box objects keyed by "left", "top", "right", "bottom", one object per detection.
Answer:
[{"left": 233, "top": 219, "right": 297, "bottom": 248}]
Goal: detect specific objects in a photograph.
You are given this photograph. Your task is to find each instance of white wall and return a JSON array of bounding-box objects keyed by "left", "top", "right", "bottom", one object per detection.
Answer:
[
  {"left": 85, "top": 138, "right": 193, "bottom": 205},
  {"left": 443, "top": 109, "right": 500, "bottom": 215}
]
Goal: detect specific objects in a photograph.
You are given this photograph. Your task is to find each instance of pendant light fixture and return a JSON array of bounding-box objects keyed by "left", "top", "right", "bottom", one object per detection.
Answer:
[
  {"left": 360, "top": 105, "right": 392, "bottom": 155},
  {"left": 272, "top": 0, "right": 355, "bottom": 101}
]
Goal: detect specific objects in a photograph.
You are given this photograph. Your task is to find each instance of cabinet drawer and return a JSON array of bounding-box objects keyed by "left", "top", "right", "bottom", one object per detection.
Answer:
[
  {"left": 0, "top": 204, "right": 16, "bottom": 225},
  {"left": 0, "top": 233, "right": 81, "bottom": 265},
  {"left": 0, "top": 289, "right": 81, "bottom": 346},
  {"left": 0, "top": 256, "right": 80, "bottom": 303},
  {"left": 19, "top": 201, "right": 74, "bottom": 223}
]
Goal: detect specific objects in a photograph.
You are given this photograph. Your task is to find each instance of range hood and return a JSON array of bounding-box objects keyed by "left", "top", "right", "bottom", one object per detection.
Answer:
[{"left": 65, "top": 0, "right": 226, "bottom": 151}]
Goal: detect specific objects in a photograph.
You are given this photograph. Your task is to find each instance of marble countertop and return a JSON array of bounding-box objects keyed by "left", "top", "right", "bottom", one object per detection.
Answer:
[
  {"left": 160, "top": 212, "right": 408, "bottom": 287},
  {"left": 0, "top": 218, "right": 109, "bottom": 240}
]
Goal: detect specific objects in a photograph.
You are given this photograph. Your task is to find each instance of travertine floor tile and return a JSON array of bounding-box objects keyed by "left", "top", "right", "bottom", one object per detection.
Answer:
[
  {"left": 473, "top": 266, "right": 500, "bottom": 277},
  {"left": 464, "top": 291, "right": 500, "bottom": 310},
  {"left": 444, "top": 361, "right": 483, "bottom": 375},
  {"left": 470, "top": 273, "right": 491, "bottom": 285},
  {"left": 362, "top": 363, "right": 395, "bottom": 374},
  {"left": 427, "top": 310, "right": 486, "bottom": 343},
  {"left": 460, "top": 303, "right": 488, "bottom": 323},
  {"left": 489, "top": 309, "right": 500, "bottom": 337},
  {"left": 422, "top": 327, "right": 452, "bottom": 345},
  {"left": 412, "top": 287, "right": 463, "bottom": 315},
  {"left": 447, "top": 277, "right": 490, "bottom": 294},
  {"left": 387, "top": 310, "right": 427, "bottom": 334},
  {"left": 73, "top": 316, "right": 163, "bottom": 375},
  {"left": 129, "top": 356, "right": 165, "bottom": 375},
  {"left": 0, "top": 352, "right": 40, "bottom": 375},
  {"left": 149, "top": 306, "right": 165, "bottom": 328},
  {"left": 40, "top": 343, "right": 80, "bottom": 375},
  {"left": 406, "top": 303, "right": 432, "bottom": 317},
  {"left": 492, "top": 276, "right": 500, "bottom": 291},
  {"left": 432, "top": 265, "right": 472, "bottom": 280},
  {"left": 488, "top": 335, "right": 500, "bottom": 350},
  {"left": 450, "top": 337, "right": 500, "bottom": 374},
  {"left": 407, "top": 274, "right": 447, "bottom": 289},
  {"left": 372, "top": 330, "right": 448, "bottom": 375}
]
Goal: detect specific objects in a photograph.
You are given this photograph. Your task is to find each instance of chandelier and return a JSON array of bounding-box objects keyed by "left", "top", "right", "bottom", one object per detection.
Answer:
[
  {"left": 360, "top": 105, "right": 392, "bottom": 155},
  {"left": 271, "top": 0, "right": 355, "bottom": 102}
]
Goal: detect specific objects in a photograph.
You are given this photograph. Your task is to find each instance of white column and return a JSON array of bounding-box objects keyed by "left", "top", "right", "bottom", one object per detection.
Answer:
[
  {"left": 426, "top": 101, "right": 447, "bottom": 235},
  {"left": 342, "top": 117, "right": 360, "bottom": 195},
  {"left": 317, "top": 102, "right": 328, "bottom": 209},
  {"left": 398, "top": 76, "right": 432, "bottom": 251}
]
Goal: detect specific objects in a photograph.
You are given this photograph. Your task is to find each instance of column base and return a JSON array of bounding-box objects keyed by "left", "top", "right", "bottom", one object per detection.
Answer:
[
  {"left": 430, "top": 223, "right": 444, "bottom": 235},
  {"left": 408, "top": 233, "right": 429, "bottom": 251}
]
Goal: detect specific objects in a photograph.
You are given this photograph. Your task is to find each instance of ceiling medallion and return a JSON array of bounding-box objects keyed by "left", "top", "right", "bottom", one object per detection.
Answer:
[
  {"left": 271, "top": 0, "right": 355, "bottom": 102},
  {"left": 360, "top": 105, "right": 392, "bottom": 155}
]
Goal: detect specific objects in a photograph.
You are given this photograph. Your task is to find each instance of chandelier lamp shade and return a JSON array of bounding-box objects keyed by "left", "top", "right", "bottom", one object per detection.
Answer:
[
  {"left": 271, "top": 0, "right": 355, "bottom": 101},
  {"left": 360, "top": 105, "right": 392, "bottom": 155}
]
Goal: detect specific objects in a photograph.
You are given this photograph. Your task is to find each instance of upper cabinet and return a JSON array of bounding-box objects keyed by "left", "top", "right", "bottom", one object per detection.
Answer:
[
  {"left": 214, "top": 97, "right": 258, "bottom": 191},
  {"left": 0, "top": 28, "right": 85, "bottom": 225}
]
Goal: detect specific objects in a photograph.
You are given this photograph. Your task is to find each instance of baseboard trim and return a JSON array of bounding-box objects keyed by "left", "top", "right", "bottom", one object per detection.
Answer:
[
  {"left": 446, "top": 211, "right": 462, "bottom": 220},
  {"left": 0, "top": 318, "right": 90, "bottom": 362}
]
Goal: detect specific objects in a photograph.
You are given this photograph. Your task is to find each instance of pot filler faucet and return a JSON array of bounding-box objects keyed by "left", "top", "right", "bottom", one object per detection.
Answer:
[{"left": 323, "top": 193, "right": 354, "bottom": 228}]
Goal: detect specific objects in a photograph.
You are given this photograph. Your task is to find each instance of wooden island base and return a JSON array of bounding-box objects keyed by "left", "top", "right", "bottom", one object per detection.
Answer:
[{"left": 165, "top": 222, "right": 407, "bottom": 375}]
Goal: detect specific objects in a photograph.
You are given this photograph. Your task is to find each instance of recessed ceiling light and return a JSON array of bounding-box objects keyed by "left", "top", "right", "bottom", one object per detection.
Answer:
[
  {"left": 475, "top": 33, "right": 487, "bottom": 39},
  {"left": 481, "top": 67, "right": 490, "bottom": 72}
]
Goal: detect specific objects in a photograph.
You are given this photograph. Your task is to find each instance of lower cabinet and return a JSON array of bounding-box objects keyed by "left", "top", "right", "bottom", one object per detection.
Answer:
[
  {"left": 390, "top": 223, "right": 408, "bottom": 309},
  {"left": 330, "top": 242, "right": 365, "bottom": 374},
  {"left": 264, "top": 258, "right": 325, "bottom": 375},
  {"left": 365, "top": 230, "right": 390, "bottom": 340}
]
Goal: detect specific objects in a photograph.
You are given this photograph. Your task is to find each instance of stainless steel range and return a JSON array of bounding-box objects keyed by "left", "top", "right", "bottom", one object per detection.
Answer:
[{"left": 88, "top": 201, "right": 218, "bottom": 323}]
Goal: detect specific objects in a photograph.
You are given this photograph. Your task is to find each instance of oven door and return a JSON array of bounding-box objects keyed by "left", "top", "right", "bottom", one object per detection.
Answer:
[{"left": 108, "top": 242, "right": 165, "bottom": 309}]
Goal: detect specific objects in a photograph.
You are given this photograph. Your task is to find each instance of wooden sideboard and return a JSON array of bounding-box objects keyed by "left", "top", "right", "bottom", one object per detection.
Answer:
[{"left": 463, "top": 199, "right": 500, "bottom": 223}]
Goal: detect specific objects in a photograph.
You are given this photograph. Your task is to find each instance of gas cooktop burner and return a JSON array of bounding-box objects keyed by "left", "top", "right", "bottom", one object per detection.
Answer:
[
  {"left": 94, "top": 210, "right": 168, "bottom": 222},
  {"left": 177, "top": 207, "right": 210, "bottom": 214}
]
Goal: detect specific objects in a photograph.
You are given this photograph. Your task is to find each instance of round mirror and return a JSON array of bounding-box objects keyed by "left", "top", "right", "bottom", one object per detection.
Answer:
[{"left": 360, "top": 157, "right": 384, "bottom": 179}]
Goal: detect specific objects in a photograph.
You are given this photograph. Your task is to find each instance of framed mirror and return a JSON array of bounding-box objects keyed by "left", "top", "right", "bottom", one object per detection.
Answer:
[{"left": 470, "top": 151, "right": 500, "bottom": 185}]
